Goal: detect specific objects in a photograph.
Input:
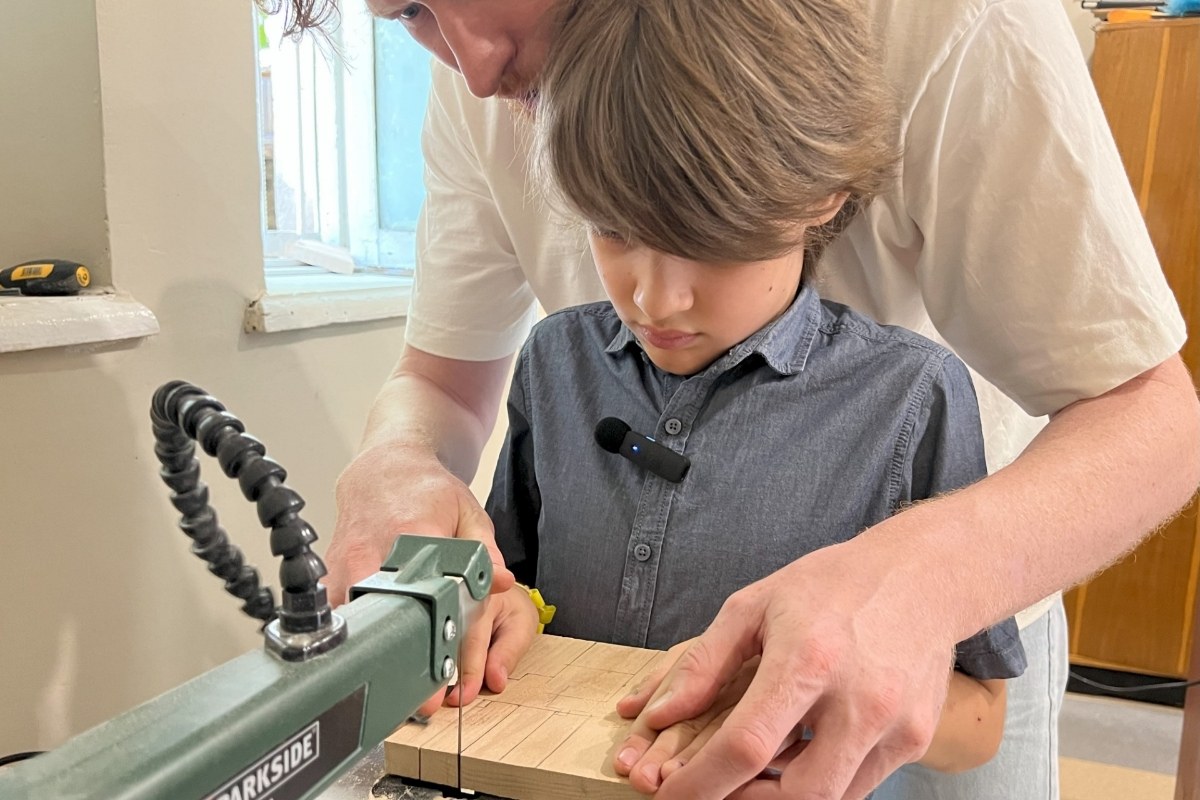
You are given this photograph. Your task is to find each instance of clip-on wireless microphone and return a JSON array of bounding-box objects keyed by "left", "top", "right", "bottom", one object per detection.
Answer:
[{"left": 594, "top": 417, "right": 691, "bottom": 483}]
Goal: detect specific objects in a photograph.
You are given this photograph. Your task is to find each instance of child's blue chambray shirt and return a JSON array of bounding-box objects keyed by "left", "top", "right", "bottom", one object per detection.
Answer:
[{"left": 487, "top": 286, "right": 1026, "bottom": 680}]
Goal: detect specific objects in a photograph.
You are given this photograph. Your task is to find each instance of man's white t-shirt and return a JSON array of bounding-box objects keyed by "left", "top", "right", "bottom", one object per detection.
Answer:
[{"left": 404, "top": 0, "right": 1187, "bottom": 626}]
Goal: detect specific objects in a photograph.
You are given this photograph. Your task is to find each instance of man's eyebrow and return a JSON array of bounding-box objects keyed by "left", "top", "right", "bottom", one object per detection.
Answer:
[{"left": 364, "top": 0, "right": 391, "bottom": 18}]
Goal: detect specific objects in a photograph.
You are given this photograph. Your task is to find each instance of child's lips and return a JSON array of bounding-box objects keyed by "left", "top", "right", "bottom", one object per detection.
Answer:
[{"left": 638, "top": 325, "right": 699, "bottom": 350}]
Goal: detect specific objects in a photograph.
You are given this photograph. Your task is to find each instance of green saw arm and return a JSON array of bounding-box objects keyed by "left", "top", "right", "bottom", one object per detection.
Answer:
[{"left": 0, "top": 535, "right": 491, "bottom": 800}]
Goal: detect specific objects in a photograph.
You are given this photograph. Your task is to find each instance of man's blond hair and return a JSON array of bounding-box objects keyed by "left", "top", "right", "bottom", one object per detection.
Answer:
[{"left": 534, "top": 0, "right": 900, "bottom": 267}]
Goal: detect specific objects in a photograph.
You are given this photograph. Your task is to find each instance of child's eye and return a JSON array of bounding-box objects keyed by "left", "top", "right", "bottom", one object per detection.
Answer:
[
  {"left": 591, "top": 226, "right": 626, "bottom": 242},
  {"left": 398, "top": 4, "right": 421, "bottom": 21}
]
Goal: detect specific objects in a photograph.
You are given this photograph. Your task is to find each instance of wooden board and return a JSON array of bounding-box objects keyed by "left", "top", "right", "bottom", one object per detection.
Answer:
[{"left": 385, "top": 635, "right": 669, "bottom": 800}]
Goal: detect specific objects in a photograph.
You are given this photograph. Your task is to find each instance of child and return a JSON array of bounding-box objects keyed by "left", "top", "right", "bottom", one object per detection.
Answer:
[{"left": 473, "top": 0, "right": 1027, "bottom": 792}]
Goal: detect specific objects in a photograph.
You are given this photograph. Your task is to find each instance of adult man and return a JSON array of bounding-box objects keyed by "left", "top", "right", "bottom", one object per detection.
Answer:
[{"left": 305, "top": 0, "right": 1200, "bottom": 797}]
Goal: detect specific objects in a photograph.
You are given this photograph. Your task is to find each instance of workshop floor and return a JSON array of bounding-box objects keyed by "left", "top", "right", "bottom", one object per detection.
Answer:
[{"left": 1059, "top": 693, "right": 1182, "bottom": 800}]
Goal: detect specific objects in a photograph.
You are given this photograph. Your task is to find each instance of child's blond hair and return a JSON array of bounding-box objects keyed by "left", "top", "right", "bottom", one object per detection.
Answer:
[{"left": 534, "top": 0, "right": 900, "bottom": 268}]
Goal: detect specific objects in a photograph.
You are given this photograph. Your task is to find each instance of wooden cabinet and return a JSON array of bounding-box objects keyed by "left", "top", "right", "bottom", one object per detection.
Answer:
[{"left": 1063, "top": 18, "right": 1200, "bottom": 679}]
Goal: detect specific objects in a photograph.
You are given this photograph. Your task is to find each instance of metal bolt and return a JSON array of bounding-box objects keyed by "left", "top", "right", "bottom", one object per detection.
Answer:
[
  {"left": 442, "top": 656, "right": 456, "bottom": 681},
  {"left": 443, "top": 618, "right": 457, "bottom": 642}
]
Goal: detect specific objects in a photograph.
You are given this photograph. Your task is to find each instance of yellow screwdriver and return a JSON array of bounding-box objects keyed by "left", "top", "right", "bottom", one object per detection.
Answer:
[{"left": 0, "top": 260, "right": 91, "bottom": 296}]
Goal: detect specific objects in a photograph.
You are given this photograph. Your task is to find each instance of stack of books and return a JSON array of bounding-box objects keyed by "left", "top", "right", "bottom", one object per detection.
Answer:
[{"left": 1081, "top": 0, "right": 1198, "bottom": 19}]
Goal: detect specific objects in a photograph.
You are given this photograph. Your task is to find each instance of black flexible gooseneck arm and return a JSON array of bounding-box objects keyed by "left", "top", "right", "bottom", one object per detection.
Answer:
[{"left": 150, "top": 381, "right": 344, "bottom": 659}]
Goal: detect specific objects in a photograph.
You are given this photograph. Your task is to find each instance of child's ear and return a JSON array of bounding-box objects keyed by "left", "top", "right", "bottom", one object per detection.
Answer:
[{"left": 808, "top": 192, "right": 851, "bottom": 227}]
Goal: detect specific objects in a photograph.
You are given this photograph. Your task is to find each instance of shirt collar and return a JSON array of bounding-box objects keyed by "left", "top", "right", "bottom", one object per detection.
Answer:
[
  {"left": 604, "top": 285, "right": 823, "bottom": 376},
  {"left": 604, "top": 323, "right": 640, "bottom": 355}
]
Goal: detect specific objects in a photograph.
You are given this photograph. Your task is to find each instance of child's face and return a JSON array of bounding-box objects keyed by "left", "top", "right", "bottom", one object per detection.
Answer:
[{"left": 589, "top": 233, "right": 806, "bottom": 376}]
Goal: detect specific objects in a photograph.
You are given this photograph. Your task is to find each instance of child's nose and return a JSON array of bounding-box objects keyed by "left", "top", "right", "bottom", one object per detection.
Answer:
[{"left": 633, "top": 260, "right": 694, "bottom": 321}]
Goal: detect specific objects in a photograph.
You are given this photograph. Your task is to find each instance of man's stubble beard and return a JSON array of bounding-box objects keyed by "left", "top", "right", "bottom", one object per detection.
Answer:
[{"left": 503, "top": 86, "right": 540, "bottom": 122}]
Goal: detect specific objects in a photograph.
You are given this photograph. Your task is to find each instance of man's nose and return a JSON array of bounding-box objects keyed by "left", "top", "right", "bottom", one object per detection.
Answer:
[
  {"left": 633, "top": 261, "right": 694, "bottom": 321},
  {"left": 437, "top": 13, "right": 513, "bottom": 98}
]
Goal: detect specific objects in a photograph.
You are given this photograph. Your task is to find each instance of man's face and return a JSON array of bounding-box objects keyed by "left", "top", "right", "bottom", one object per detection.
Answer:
[
  {"left": 367, "top": 0, "right": 562, "bottom": 101},
  {"left": 589, "top": 233, "right": 807, "bottom": 376}
]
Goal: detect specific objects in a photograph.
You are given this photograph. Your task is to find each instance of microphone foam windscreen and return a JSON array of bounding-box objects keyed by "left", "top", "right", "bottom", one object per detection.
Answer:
[{"left": 594, "top": 417, "right": 631, "bottom": 453}]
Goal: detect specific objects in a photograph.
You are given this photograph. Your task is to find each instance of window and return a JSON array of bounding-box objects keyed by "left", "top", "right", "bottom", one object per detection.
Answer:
[
  {"left": 255, "top": 1, "right": 430, "bottom": 278},
  {"left": 374, "top": 18, "right": 432, "bottom": 267}
]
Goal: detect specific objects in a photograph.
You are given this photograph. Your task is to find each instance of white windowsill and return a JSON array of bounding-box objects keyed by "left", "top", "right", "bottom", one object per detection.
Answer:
[
  {"left": 244, "top": 263, "right": 413, "bottom": 334},
  {"left": 0, "top": 289, "right": 160, "bottom": 354}
]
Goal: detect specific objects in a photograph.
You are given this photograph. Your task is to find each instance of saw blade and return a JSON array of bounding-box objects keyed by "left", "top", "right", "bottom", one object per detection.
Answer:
[{"left": 457, "top": 639, "right": 463, "bottom": 794}]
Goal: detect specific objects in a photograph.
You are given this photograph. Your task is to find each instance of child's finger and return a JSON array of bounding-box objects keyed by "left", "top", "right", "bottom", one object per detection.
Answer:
[
  {"left": 660, "top": 707, "right": 734, "bottom": 781},
  {"left": 615, "top": 658, "right": 707, "bottom": 775},
  {"left": 617, "top": 638, "right": 693, "bottom": 719},
  {"left": 414, "top": 688, "right": 448, "bottom": 721},
  {"left": 616, "top": 672, "right": 665, "bottom": 720},
  {"left": 446, "top": 596, "right": 496, "bottom": 707},
  {"left": 614, "top": 732, "right": 654, "bottom": 778},
  {"left": 627, "top": 707, "right": 724, "bottom": 794},
  {"left": 484, "top": 592, "right": 539, "bottom": 693},
  {"left": 614, "top": 676, "right": 673, "bottom": 776},
  {"left": 763, "top": 736, "right": 811, "bottom": 776},
  {"left": 663, "top": 709, "right": 806, "bottom": 783}
]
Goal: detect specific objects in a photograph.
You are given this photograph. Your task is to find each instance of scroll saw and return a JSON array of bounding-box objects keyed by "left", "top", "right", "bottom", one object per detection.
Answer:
[{"left": 0, "top": 381, "right": 490, "bottom": 800}]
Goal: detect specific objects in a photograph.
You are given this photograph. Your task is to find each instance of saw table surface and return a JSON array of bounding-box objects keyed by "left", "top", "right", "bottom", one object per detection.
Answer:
[{"left": 384, "top": 635, "right": 669, "bottom": 800}]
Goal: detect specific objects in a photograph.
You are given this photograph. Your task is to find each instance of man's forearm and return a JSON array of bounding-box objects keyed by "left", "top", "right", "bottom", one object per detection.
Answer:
[
  {"left": 866, "top": 355, "right": 1199, "bottom": 642},
  {"left": 359, "top": 346, "right": 513, "bottom": 483}
]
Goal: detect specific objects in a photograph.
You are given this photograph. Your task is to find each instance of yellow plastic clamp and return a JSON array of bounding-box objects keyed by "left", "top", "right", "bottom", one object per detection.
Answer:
[{"left": 517, "top": 584, "right": 556, "bottom": 634}]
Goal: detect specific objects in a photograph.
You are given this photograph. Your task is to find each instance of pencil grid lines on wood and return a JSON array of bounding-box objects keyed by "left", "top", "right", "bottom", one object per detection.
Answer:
[{"left": 385, "top": 635, "right": 671, "bottom": 800}]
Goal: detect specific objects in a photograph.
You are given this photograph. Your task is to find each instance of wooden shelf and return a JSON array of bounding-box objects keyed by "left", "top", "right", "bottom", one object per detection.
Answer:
[{"left": 0, "top": 290, "right": 159, "bottom": 354}]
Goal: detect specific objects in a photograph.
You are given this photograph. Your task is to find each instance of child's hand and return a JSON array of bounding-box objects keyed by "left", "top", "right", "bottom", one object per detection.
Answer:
[
  {"left": 449, "top": 585, "right": 540, "bottom": 706},
  {"left": 409, "top": 586, "right": 539, "bottom": 718},
  {"left": 412, "top": 588, "right": 538, "bottom": 720},
  {"left": 613, "top": 642, "right": 762, "bottom": 795},
  {"left": 412, "top": 587, "right": 540, "bottom": 719}
]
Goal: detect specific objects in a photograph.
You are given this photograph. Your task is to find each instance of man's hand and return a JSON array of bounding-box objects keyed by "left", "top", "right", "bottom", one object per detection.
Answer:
[
  {"left": 619, "top": 537, "right": 955, "bottom": 800},
  {"left": 324, "top": 442, "right": 516, "bottom": 607},
  {"left": 325, "top": 446, "right": 515, "bottom": 607},
  {"left": 413, "top": 585, "right": 539, "bottom": 718},
  {"left": 322, "top": 346, "right": 516, "bottom": 608}
]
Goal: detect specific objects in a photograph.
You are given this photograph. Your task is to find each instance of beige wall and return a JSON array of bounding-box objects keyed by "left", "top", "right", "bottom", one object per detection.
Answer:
[
  {"left": 0, "top": 0, "right": 111, "bottom": 283},
  {"left": 1062, "top": 0, "right": 1098, "bottom": 63},
  {"left": 0, "top": 2, "right": 415, "bottom": 755}
]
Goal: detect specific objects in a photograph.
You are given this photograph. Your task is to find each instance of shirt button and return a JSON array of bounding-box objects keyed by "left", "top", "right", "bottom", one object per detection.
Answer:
[
  {"left": 664, "top": 418, "right": 683, "bottom": 435},
  {"left": 633, "top": 543, "right": 653, "bottom": 562}
]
